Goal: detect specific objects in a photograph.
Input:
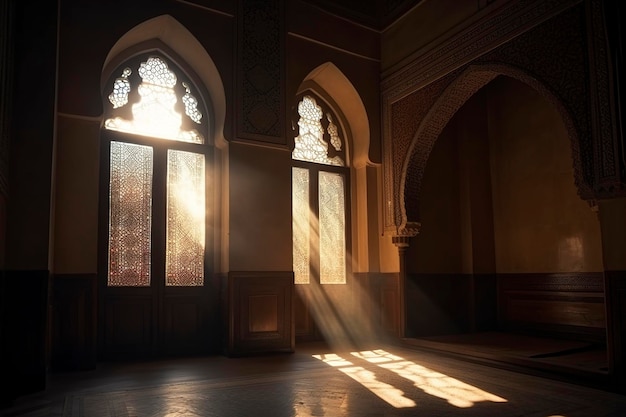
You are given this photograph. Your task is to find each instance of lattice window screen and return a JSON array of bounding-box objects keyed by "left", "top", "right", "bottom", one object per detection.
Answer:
[
  {"left": 292, "top": 167, "right": 310, "bottom": 284},
  {"left": 108, "top": 141, "right": 153, "bottom": 287},
  {"left": 166, "top": 150, "right": 206, "bottom": 286},
  {"left": 319, "top": 171, "right": 346, "bottom": 284}
]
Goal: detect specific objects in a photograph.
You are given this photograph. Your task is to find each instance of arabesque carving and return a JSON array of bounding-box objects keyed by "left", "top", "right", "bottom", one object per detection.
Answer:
[
  {"left": 382, "top": 0, "right": 621, "bottom": 231},
  {"left": 391, "top": 221, "right": 421, "bottom": 248},
  {"left": 238, "top": 0, "right": 283, "bottom": 142}
]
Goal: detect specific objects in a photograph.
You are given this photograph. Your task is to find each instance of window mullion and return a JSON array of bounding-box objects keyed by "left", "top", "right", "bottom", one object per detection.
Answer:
[
  {"left": 310, "top": 166, "right": 321, "bottom": 284},
  {"left": 151, "top": 146, "right": 168, "bottom": 289}
]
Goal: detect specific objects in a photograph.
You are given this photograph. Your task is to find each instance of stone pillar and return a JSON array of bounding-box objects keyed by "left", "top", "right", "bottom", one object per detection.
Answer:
[{"left": 392, "top": 222, "right": 420, "bottom": 338}]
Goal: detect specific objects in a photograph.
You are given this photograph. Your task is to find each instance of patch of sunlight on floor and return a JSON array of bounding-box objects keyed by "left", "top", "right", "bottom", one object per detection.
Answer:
[
  {"left": 312, "top": 353, "right": 416, "bottom": 408},
  {"left": 351, "top": 349, "right": 507, "bottom": 408}
]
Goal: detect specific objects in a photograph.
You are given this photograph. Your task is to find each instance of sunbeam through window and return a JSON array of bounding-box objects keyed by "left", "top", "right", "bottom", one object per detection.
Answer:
[{"left": 313, "top": 348, "right": 508, "bottom": 409}]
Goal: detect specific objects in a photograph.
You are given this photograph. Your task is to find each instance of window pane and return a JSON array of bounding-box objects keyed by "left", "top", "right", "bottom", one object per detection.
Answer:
[
  {"left": 108, "top": 142, "right": 153, "bottom": 287},
  {"left": 166, "top": 150, "right": 205, "bottom": 286},
  {"left": 292, "top": 96, "right": 344, "bottom": 166},
  {"left": 292, "top": 167, "right": 310, "bottom": 284},
  {"left": 104, "top": 56, "right": 205, "bottom": 144},
  {"left": 319, "top": 171, "right": 346, "bottom": 284}
]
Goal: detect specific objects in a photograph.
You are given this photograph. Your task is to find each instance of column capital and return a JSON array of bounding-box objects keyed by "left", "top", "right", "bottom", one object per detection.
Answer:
[{"left": 392, "top": 221, "right": 421, "bottom": 248}]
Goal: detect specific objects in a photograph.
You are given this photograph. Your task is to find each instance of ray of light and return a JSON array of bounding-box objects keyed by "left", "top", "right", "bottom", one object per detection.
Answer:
[
  {"left": 351, "top": 350, "right": 507, "bottom": 408},
  {"left": 313, "top": 353, "right": 416, "bottom": 408}
]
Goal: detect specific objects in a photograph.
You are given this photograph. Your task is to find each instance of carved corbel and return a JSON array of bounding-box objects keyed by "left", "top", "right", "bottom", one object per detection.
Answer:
[{"left": 392, "top": 221, "right": 421, "bottom": 248}]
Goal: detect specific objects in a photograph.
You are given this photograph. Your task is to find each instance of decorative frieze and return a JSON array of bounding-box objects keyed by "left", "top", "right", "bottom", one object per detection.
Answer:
[
  {"left": 382, "top": 0, "right": 623, "bottom": 232},
  {"left": 381, "top": 0, "right": 581, "bottom": 99}
]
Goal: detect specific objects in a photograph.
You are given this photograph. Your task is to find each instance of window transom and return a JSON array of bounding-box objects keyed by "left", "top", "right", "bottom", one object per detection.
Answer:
[{"left": 104, "top": 55, "right": 205, "bottom": 144}]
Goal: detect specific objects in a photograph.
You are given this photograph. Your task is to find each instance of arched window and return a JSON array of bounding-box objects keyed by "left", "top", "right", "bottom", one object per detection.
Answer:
[
  {"left": 292, "top": 93, "right": 350, "bottom": 285},
  {"left": 102, "top": 53, "right": 211, "bottom": 287}
]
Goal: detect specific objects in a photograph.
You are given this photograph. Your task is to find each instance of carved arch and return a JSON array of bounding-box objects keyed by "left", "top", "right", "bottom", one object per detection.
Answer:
[{"left": 400, "top": 63, "right": 591, "bottom": 226}]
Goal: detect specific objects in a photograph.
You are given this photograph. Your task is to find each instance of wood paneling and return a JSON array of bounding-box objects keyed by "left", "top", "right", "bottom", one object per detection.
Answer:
[
  {"left": 294, "top": 287, "right": 319, "bottom": 340},
  {"left": 380, "top": 286, "right": 399, "bottom": 334},
  {"left": 498, "top": 273, "right": 606, "bottom": 342},
  {"left": 605, "top": 271, "right": 626, "bottom": 390},
  {"left": 403, "top": 272, "right": 606, "bottom": 344},
  {"left": 223, "top": 271, "right": 294, "bottom": 356},
  {"left": 103, "top": 295, "right": 153, "bottom": 356},
  {"left": 162, "top": 295, "right": 213, "bottom": 354},
  {"left": 51, "top": 274, "right": 97, "bottom": 371},
  {"left": 294, "top": 275, "right": 382, "bottom": 344},
  {"left": 473, "top": 273, "right": 497, "bottom": 331},
  {"left": 406, "top": 273, "right": 472, "bottom": 337},
  {"left": 355, "top": 273, "right": 401, "bottom": 337},
  {"left": 1, "top": 270, "right": 49, "bottom": 404},
  {"left": 248, "top": 295, "right": 279, "bottom": 332}
]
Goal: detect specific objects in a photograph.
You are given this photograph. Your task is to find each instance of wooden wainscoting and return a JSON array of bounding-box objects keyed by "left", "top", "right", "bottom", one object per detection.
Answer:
[
  {"left": 405, "top": 274, "right": 473, "bottom": 337},
  {"left": 1, "top": 270, "right": 49, "bottom": 403},
  {"left": 498, "top": 273, "right": 606, "bottom": 342},
  {"left": 51, "top": 274, "right": 97, "bottom": 371},
  {"left": 352, "top": 273, "right": 492, "bottom": 340},
  {"left": 353, "top": 273, "right": 401, "bottom": 338},
  {"left": 294, "top": 285, "right": 320, "bottom": 341},
  {"left": 223, "top": 271, "right": 294, "bottom": 356},
  {"left": 604, "top": 271, "right": 626, "bottom": 390},
  {"left": 102, "top": 293, "right": 153, "bottom": 357}
]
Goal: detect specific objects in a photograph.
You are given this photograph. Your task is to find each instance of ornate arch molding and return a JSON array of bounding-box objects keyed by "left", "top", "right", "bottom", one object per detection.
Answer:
[
  {"left": 399, "top": 63, "right": 591, "bottom": 228},
  {"left": 101, "top": 14, "right": 227, "bottom": 148}
]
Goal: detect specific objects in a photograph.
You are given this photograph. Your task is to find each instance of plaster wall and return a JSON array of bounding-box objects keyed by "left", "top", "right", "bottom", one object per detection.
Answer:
[
  {"left": 228, "top": 142, "right": 292, "bottom": 271},
  {"left": 408, "top": 117, "right": 462, "bottom": 274},
  {"left": 53, "top": 116, "right": 100, "bottom": 274},
  {"left": 487, "top": 77, "right": 603, "bottom": 273}
]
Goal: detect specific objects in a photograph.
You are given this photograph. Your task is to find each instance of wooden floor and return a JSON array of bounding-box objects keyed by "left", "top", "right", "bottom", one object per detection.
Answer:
[{"left": 2, "top": 338, "right": 625, "bottom": 417}]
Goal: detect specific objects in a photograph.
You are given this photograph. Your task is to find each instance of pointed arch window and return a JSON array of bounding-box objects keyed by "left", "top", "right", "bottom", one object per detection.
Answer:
[
  {"left": 102, "top": 53, "right": 210, "bottom": 287},
  {"left": 105, "top": 56, "right": 204, "bottom": 143},
  {"left": 292, "top": 94, "right": 349, "bottom": 285}
]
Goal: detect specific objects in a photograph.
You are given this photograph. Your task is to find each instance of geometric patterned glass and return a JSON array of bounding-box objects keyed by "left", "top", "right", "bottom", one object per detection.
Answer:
[
  {"left": 108, "top": 141, "right": 153, "bottom": 287},
  {"left": 292, "top": 95, "right": 344, "bottom": 166},
  {"left": 292, "top": 167, "right": 310, "bottom": 284},
  {"left": 319, "top": 171, "right": 346, "bottom": 284},
  {"left": 105, "top": 56, "right": 205, "bottom": 144},
  {"left": 166, "top": 150, "right": 205, "bottom": 286}
]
